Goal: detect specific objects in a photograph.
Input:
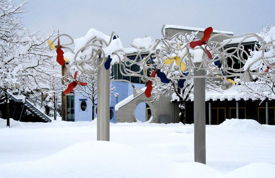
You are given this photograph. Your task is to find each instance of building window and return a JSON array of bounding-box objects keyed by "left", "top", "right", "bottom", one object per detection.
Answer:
[
  {"left": 66, "top": 95, "right": 74, "bottom": 121},
  {"left": 80, "top": 100, "right": 87, "bottom": 111},
  {"left": 111, "top": 53, "right": 154, "bottom": 84},
  {"left": 211, "top": 107, "right": 226, "bottom": 124},
  {"left": 229, "top": 107, "right": 246, "bottom": 119},
  {"left": 257, "top": 107, "right": 275, "bottom": 125}
]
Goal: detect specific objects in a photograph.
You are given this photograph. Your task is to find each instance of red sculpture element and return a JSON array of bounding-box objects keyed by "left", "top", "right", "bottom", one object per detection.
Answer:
[
  {"left": 64, "top": 71, "right": 87, "bottom": 94},
  {"left": 145, "top": 80, "right": 153, "bottom": 98},
  {"left": 145, "top": 70, "right": 157, "bottom": 98},
  {"left": 56, "top": 36, "right": 66, "bottom": 66},
  {"left": 190, "top": 27, "right": 213, "bottom": 59},
  {"left": 151, "top": 69, "right": 157, "bottom": 77},
  {"left": 204, "top": 47, "right": 213, "bottom": 59},
  {"left": 264, "top": 66, "right": 270, "bottom": 72}
]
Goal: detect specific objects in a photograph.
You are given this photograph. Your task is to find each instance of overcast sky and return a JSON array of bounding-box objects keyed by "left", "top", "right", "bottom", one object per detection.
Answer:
[{"left": 19, "top": 0, "right": 275, "bottom": 46}]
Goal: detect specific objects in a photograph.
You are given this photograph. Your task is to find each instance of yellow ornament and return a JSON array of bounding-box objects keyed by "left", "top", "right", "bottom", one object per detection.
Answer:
[
  {"left": 47, "top": 40, "right": 56, "bottom": 50},
  {"left": 226, "top": 79, "right": 236, "bottom": 85},
  {"left": 64, "top": 58, "right": 70, "bottom": 62},
  {"left": 164, "top": 56, "right": 186, "bottom": 71}
]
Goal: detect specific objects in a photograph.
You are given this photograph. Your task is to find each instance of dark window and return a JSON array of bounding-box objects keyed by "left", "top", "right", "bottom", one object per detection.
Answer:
[
  {"left": 111, "top": 53, "right": 154, "bottom": 84},
  {"left": 80, "top": 100, "right": 87, "bottom": 111},
  {"left": 66, "top": 95, "right": 74, "bottom": 121}
]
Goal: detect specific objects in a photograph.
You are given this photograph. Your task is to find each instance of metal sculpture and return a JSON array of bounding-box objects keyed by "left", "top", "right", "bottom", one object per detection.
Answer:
[{"left": 49, "top": 26, "right": 275, "bottom": 164}]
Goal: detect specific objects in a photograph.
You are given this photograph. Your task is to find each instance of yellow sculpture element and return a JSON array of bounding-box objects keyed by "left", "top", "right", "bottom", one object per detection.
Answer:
[
  {"left": 47, "top": 40, "right": 56, "bottom": 50},
  {"left": 164, "top": 56, "right": 186, "bottom": 71},
  {"left": 64, "top": 57, "right": 70, "bottom": 62},
  {"left": 47, "top": 40, "right": 70, "bottom": 62},
  {"left": 226, "top": 79, "right": 236, "bottom": 85}
]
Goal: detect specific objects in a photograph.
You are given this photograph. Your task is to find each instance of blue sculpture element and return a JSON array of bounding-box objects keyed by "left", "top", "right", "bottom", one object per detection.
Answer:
[
  {"left": 178, "top": 79, "right": 186, "bottom": 88},
  {"left": 183, "top": 71, "right": 189, "bottom": 76},
  {"left": 214, "top": 60, "right": 222, "bottom": 68},
  {"left": 104, "top": 55, "right": 112, "bottom": 70},
  {"left": 156, "top": 69, "right": 170, "bottom": 83}
]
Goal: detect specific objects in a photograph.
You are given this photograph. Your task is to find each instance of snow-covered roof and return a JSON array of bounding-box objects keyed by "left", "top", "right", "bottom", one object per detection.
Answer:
[
  {"left": 131, "top": 37, "right": 153, "bottom": 49},
  {"left": 172, "top": 83, "right": 275, "bottom": 102},
  {"left": 164, "top": 25, "right": 234, "bottom": 35},
  {"left": 222, "top": 36, "right": 258, "bottom": 45}
]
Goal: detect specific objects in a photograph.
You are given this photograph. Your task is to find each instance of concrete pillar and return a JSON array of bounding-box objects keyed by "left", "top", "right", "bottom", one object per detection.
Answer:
[
  {"left": 97, "top": 60, "right": 110, "bottom": 141},
  {"left": 194, "top": 63, "right": 206, "bottom": 164},
  {"left": 236, "top": 101, "right": 239, "bottom": 119},
  {"left": 265, "top": 101, "right": 268, "bottom": 124}
]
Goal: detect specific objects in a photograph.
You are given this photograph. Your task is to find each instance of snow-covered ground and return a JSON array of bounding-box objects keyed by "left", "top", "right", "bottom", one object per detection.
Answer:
[{"left": 0, "top": 118, "right": 274, "bottom": 178}]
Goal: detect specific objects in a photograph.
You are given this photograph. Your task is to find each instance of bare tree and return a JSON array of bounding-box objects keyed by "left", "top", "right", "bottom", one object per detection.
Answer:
[{"left": 0, "top": 0, "right": 60, "bottom": 124}]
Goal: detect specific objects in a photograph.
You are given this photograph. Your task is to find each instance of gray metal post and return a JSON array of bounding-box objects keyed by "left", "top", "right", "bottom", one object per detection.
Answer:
[
  {"left": 194, "top": 63, "right": 206, "bottom": 164},
  {"left": 97, "top": 60, "right": 110, "bottom": 141},
  {"left": 265, "top": 101, "right": 268, "bottom": 124},
  {"left": 236, "top": 101, "right": 239, "bottom": 118}
]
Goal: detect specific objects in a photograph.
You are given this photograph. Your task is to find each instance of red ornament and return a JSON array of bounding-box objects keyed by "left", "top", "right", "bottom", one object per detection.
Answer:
[
  {"left": 145, "top": 81, "right": 153, "bottom": 98},
  {"left": 63, "top": 72, "right": 87, "bottom": 94},
  {"left": 264, "top": 66, "right": 270, "bottom": 72},
  {"left": 144, "top": 70, "right": 157, "bottom": 98},
  {"left": 56, "top": 36, "right": 66, "bottom": 66},
  {"left": 190, "top": 27, "right": 213, "bottom": 59}
]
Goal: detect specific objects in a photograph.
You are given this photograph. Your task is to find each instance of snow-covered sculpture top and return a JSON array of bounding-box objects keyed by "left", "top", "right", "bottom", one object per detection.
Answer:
[{"left": 48, "top": 26, "right": 275, "bottom": 98}]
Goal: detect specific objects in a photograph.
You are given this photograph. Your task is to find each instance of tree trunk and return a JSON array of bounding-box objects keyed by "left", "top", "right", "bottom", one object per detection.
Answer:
[
  {"left": 5, "top": 93, "right": 10, "bottom": 127},
  {"left": 92, "top": 96, "right": 95, "bottom": 120},
  {"left": 54, "top": 92, "right": 57, "bottom": 120},
  {"left": 41, "top": 92, "right": 44, "bottom": 108},
  {"left": 61, "top": 66, "right": 67, "bottom": 121},
  {"left": 179, "top": 101, "right": 186, "bottom": 124}
]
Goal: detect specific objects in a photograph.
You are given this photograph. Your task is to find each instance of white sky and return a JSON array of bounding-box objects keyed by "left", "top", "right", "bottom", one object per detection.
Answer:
[{"left": 19, "top": 0, "right": 275, "bottom": 46}]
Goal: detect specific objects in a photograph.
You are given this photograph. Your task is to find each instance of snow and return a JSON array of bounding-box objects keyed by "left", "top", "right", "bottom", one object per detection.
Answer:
[
  {"left": 243, "top": 51, "right": 262, "bottom": 71},
  {"left": 104, "top": 37, "right": 124, "bottom": 56},
  {"left": 223, "top": 36, "right": 258, "bottom": 45},
  {"left": 260, "top": 26, "right": 275, "bottom": 43},
  {"left": 123, "top": 47, "right": 138, "bottom": 54},
  {"left": 131, "top": 37, "right": 153, "bottom": 49},
  {"left": 74, "top": 28, "right": 110, "bottom": 52},
  {"left": 0, "top": 118, "right": 275, "bottom": 178},
  {"left": 219, "top": 118, "right": 263, "bottom": 130},
  {"left": 242, "top": 26, "right": 275, "bottom": 71},
  {"left": 115, "top": 93, "right": 135, "bottom": 111},
  {"left": 190, "top": 48, "right": 204, "bottom": 63}
]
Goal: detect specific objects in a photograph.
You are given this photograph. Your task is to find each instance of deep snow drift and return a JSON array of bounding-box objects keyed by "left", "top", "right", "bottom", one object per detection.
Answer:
[{"left": 0, "top": 119, "right": 274, "bottom": 178}]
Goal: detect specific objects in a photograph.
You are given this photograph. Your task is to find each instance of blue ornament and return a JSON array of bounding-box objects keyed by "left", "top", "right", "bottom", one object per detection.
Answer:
[
  {"left": 178, "top": 79, "right": 186, "bottom": 88},
  {"left": 214, "top": 60, "right": 222, "bottom": 68},
  {"left": 183, "top": 71, "right": 189, "bottom": 76},
  {"left": 156, "top": 70, "right": 170, "bottom": 83},
  {"left": 104, "top": 55, "right": 112, "bottom": 70},
  {"left": 221, "top": 69, "right": 226, "bottom": 76}
]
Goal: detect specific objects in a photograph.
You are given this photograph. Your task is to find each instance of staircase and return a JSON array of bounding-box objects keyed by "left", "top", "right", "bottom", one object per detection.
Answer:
[
  {"left": 1, "top": 89, "right": 52, "bottom": 122},
  {"left": 24, "top": 99, "right": 52, "bottom": 122}
]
